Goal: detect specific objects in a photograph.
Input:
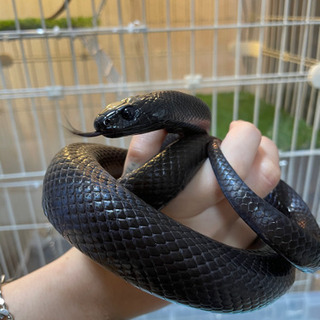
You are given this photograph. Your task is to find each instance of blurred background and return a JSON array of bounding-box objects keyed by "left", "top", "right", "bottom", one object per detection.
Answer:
[{"left": 0, "top": 0, "right": 320, "bottom": 319}]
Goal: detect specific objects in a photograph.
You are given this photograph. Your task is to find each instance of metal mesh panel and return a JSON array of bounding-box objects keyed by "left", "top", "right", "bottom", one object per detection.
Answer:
[{"left": 0, "top": 0, "right": 320, "bottom": 316}]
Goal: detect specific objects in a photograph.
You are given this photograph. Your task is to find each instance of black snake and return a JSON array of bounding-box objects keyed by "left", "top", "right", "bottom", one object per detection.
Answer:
[{"left": 42, "top": 91, "right": 320, "bottom": 312}]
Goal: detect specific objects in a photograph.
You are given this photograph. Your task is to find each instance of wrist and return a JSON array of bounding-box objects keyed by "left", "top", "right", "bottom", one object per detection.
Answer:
[
  {"left": 2, "top": 248, "right": 168, "bottom": 320},
  {"left": 67, "top": 249, "right": 169, "bottom": 319}
]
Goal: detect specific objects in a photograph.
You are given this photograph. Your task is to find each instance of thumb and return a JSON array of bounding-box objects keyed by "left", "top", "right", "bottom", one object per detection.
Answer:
[{"left": 122, "top": 129, "right": 167, "bottom": 175}]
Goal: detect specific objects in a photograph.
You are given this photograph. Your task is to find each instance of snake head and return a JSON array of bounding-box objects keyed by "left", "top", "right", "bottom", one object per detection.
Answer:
[
  {"left": 69, "top": 91, "right": 211, "bottom": 138},
  {"left": 93, "top": 94, "right": 167, "bottom": 138}
]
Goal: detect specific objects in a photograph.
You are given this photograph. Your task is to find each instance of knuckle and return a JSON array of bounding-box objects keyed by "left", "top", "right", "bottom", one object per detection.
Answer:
[
  {"left": 261, "top": 159, "right": 281, "bottom": 192},
  {"left": 259, "top": 136, "right": 281, "bottom": 192},
  {"left": 126, "top": 141, "right": 146, "bottom": 162},
  {"left": 230, "top": 120, "right": 262, "bottom": 138}
]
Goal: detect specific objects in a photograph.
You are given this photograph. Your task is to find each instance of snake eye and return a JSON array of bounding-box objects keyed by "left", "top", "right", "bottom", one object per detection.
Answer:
[
  {"left": 121, "top": 106, "right": 135, "bottom": 121},
  {"left": 102, "top": 117, "right": 111, "bottom": 126}
]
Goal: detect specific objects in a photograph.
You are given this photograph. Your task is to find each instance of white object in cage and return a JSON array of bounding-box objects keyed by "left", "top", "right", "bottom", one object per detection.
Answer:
[{"left": 308, "top": 63, "right": 320, "bottom": 89}]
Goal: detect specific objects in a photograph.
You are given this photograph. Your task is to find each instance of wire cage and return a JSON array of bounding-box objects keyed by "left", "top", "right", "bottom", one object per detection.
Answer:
[{"left": 0, "top": 0, "right": 320, "bottom": 319}]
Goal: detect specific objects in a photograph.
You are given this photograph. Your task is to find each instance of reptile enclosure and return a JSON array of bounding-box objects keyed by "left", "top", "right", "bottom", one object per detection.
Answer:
[{"left": 0, "top": 1, "right": 320, "bottom": 319}]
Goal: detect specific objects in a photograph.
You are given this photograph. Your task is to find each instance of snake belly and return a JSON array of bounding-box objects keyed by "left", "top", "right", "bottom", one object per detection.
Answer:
[{"left": 42, "top": 91, "right": 320, "bottom": 312}]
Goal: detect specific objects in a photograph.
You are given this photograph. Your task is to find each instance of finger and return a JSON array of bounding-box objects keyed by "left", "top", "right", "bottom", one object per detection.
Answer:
[
  {"left": 163, "top": 120, "right": 263, "bottom": 218},
  {"left": 218, "top": 136, "right": 280, "bottom": 248},
  {"left": 245, "top": 136, "right": 280, "bottom": 198},
  {"left": 122, "top": 129, "right": 167, "bottom": 175},
  {"left": 220, "top": 120, "right": 262, "bottom": 184}
]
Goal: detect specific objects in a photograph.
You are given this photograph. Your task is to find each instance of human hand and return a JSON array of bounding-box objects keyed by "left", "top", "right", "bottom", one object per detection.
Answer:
[
  {"left": 3, "top": 120, "right": 281, "bottom": 320},
  {"left": 123, "top": 120, "right": 281, "bottom": 249}
]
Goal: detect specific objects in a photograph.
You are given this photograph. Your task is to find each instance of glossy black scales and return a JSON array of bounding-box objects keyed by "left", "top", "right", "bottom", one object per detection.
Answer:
[{"left": 43, "top": 91, "right": 320, "bottom": 312}]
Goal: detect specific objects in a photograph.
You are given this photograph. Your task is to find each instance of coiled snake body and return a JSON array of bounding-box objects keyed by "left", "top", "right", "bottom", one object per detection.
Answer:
[{"left": 42, "top": 91, "right": 320, "bottom": 312}]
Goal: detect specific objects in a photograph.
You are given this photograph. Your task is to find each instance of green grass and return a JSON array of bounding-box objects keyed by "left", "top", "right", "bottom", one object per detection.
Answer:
[
  {"left": 197, "top": 91, "right": 320, "bottom": 151},
  {"left": 0, "top": 17, "right": 94, "bottom": 31}
]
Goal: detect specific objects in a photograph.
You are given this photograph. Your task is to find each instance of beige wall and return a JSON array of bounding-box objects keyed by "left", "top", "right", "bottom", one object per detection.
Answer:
[
  {"left": 0, "top": 0, "right": 241, "bottom": 90},
  {"left": 0, "top": 0, "right": 243, "bottom": 181}
]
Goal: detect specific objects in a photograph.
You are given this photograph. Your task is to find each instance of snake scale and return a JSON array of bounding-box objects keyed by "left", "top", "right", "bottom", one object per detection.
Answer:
[{"left": 42, "top": 91, "right": 320, "bottom": 312}]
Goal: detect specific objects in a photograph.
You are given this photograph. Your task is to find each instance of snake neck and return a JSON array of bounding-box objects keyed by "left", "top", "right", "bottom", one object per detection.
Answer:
[{"left": 151, "top": 91, "right": 212, "bottom": 134}]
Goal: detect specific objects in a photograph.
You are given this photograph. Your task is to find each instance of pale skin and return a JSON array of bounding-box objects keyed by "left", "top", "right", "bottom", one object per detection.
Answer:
[{"left": 2, "top": 120, "right": 281, "bottom": 320}]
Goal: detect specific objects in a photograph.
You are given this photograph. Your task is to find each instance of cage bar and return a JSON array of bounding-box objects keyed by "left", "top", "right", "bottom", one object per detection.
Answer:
[{"left": 0, "top": 0, "right": 320, "bottom": 310}]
